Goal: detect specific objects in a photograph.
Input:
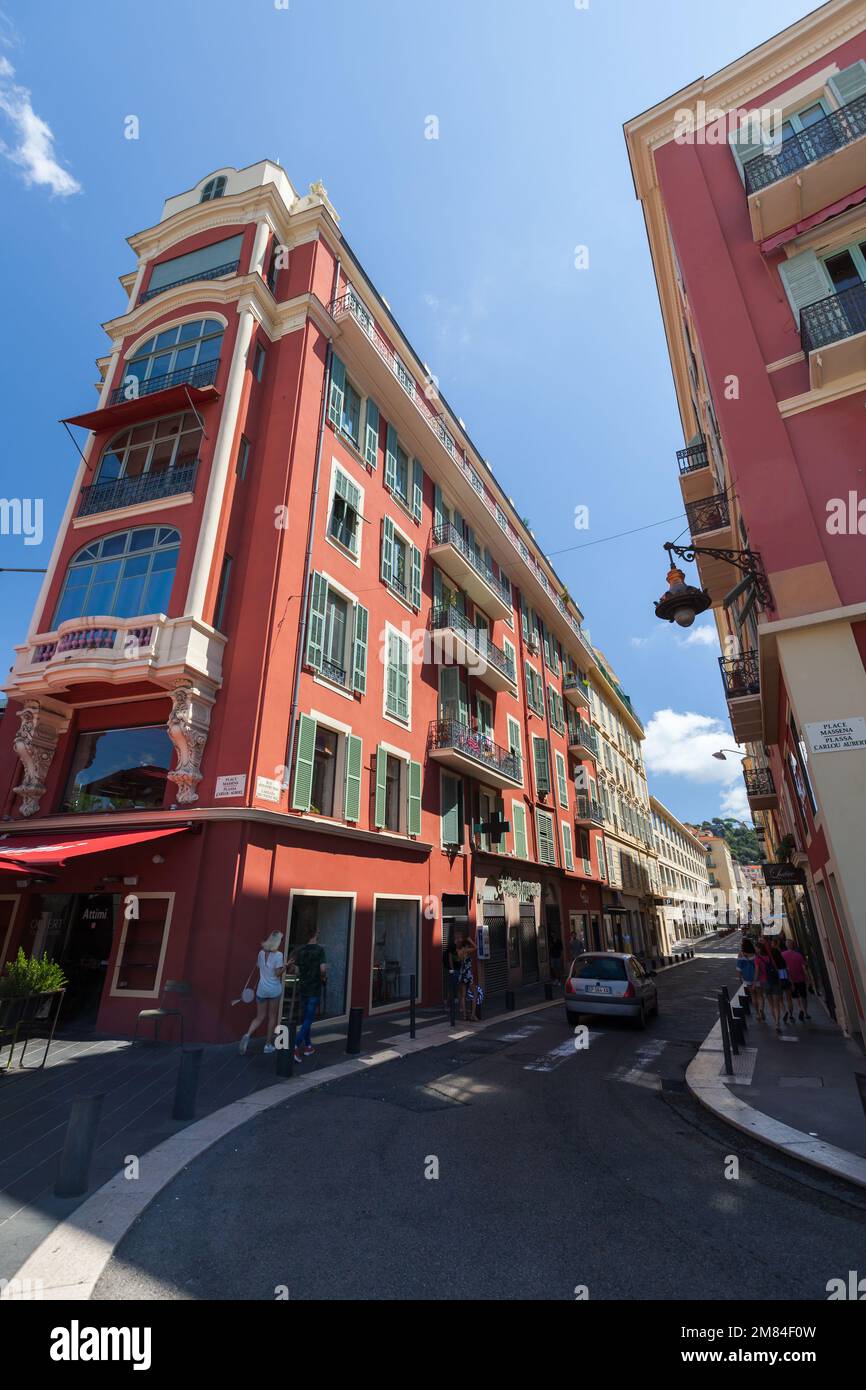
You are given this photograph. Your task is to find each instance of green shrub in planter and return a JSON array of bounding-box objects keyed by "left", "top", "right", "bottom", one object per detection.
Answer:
[{"left": 0, "top": 948, "right": 67, "bottom": 999}]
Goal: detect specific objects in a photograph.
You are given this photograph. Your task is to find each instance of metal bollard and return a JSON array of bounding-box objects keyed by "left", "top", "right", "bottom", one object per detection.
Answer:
[
  {"left": 740, "top": 989, "right": 751, "bottom": 1016},
  {"left": 55, "top": 1094, "right": 105, "bottom": 1198},
  {"left": 409, "top": 976, "right": 416, "bottom": 1039},
  {"left": 855, "top": 1073, "right": 866, "bottom": 1122},
  {"left": 276, "top": 1023, "right": 296, "bottom": 1077},
  {"left": 730, "top": 1005, "right": 746, "bottom": 1047},
  {"left": 721, "top": 984, "right": 730, "bottom": 1002},
  {"left": 346, "top": 1006, "right": 363, "bottom": 1055},
  {"left": 505, "top": 989, "right": 515, "bottom": 1011},
  {"left": 544, "top": 981, "right": 553, "bottom": 1001},
  {"left": 172, "top": 1046, "right": 203, "bottom": 1121},
  {"left": 717, "top": 994, "right": 734, "bottom": 1076}
]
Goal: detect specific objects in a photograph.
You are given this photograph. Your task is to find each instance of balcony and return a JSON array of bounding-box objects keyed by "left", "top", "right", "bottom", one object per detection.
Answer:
[
  {"left": 427, "top": 719, "right": 522, "bottom": 790},
  {"left": 568, "top": 718, "right": 598, "bottom": 760},
  {"left": 718, "top": 652, "right": 763, "bottom": 742},
  {"left": 78, "top": 460, "right": 199, "bottom": 519},
  {"left": 685, "top": 492, "right": 731, "bottom": 540},
  {"left": 575, "top": 793, "right": 604, "bottom": 826},
  {"left": 744, "top": 766, "right": 778, "bottom": 812},
  {"left": 429, "top": 523, "right": 512, "bottom": 622},
  {"left": 800, "top": 282, "right": 866, "bottom": 390},
  {"left": 744, "top": 93, "right": 866, "bottom": 241},
  {"left": 428, "top": 605, "right": 517, "bottom": 694},
  {"left": 8, "top": 612, "right": 226, "bottom": 698},
  {"left": 562, "top": 671, "right": 590, "bottom": 713},
  {"left": 64, "top": 359, "right": 221, "bottom": 434},
  {"left": 676, "top": 438, "right": 717, "bottom": 504},
  {"left": 139, "top": 259, "right": 240, "bottom": 304}
]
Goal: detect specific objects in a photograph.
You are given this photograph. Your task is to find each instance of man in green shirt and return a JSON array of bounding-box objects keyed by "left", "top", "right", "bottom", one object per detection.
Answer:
[{"left": 290, "top": 925, "right": 327, "bottom": 1061}]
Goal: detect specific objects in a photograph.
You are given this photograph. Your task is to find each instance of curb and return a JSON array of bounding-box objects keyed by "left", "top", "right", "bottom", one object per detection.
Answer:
[
  {"left": 0, "top": 996, "right": 559, "bottom": 1301},
  {"left": 685, "top": 990, "right": 866, "bottom": 1191}
]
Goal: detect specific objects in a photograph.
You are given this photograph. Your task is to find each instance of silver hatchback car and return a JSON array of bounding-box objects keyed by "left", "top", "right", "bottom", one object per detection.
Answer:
[{"left": 564, "top": 952, "right": 658, "bottom": 1029}]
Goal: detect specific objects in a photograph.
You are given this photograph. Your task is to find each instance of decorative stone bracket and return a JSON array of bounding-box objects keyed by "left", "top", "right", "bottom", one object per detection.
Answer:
[
  {"left": 166, "top": 681, "right": 214, "bottom": 805},
  {"left": 12, "top": 700, "right": 72, "bottom": 817}
]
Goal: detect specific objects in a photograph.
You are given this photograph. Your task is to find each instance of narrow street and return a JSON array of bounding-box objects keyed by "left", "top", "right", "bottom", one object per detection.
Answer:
[{"left": 94, "top": 942, "right": 866, "bottom": 1302}]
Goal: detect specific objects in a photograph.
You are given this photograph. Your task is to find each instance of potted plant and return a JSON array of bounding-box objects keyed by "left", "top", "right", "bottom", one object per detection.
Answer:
[
  {"left": 775, "top": 834, "right": 796, "bottom": 864},
  {"left": 0, "top": 949, "right": 67, "bottom": 1028}
]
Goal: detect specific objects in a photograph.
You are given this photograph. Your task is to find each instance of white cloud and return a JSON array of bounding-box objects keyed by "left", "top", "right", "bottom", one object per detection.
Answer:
[
  {"left": 643, "top": 708, "right": 751, "bottom": 821},
  {"left": 679, "top": 623, "right": 717, "bottom": 647},
  {"left": 0, "top": 56, "right": 81, "bottom": 196},
  {"left": 629, "top": 635, "right": 652, "bottom": 648}
]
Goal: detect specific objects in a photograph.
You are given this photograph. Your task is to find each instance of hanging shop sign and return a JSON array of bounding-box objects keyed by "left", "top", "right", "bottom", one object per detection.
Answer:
[
  {"left": 805, "top": 717, "right": 866, "bottom": 754},
  {"left": 481, "top": 877, "right": 541, "bottom": 903},
  {"left": 761, "top": 863, "right": 806, "bottom": 887}
]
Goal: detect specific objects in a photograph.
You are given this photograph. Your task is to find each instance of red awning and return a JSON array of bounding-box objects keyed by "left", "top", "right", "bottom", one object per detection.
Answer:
[
  {"left": 761, "top": 184, "right": 866, "bottom": 254},
  {"left": 0, "top": 826, "right": 188, "bottom": 870},
  {"left": 63, "top": 383, "right": 219, "bottom": 433}
]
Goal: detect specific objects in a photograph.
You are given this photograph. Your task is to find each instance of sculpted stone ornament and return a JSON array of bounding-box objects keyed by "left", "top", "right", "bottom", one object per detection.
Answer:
[
  {"left": 167, "top": 683, "right": 211, "bottom": 805},
  {"left": 12, "top": 701, "right": 70, "bottom": 817}
]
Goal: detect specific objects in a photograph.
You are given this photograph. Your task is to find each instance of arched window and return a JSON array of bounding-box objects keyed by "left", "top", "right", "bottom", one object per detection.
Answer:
[
  {"left": 53, "top": 527, "right": 181, "bottom": 628},
  {"left": 96, "top": 412, "right": 202, "bottom": 484},
  {"left": 125, "top": 319, "right": 223, "bottom": 390},
  {"left": 200, "top": 176, "right": 227, "bottom": 202}
]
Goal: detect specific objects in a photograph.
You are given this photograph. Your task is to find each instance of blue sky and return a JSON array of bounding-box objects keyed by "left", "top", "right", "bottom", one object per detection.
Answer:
[{"left": 0, "top": 0, "right": 815, "bottom": 826}]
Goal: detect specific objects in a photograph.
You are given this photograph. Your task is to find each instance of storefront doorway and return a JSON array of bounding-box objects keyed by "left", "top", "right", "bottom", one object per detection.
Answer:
[
  {"left": 481, "top": 902, "right": 508, "bottom": 997},
  {"left": 519, "top": 904, "right": 539, "bottom": 984},
  {"left": 25, "top": 892, "right": 119, "bottom": 1026}
]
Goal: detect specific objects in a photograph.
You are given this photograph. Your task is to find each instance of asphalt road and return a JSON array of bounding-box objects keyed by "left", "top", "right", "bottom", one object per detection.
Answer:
[{"left": 94, "top": 941, "right": 866, "bottom": 1301}]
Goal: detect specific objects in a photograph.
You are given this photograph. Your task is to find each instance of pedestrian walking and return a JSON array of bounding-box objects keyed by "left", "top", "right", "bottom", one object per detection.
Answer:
[
  {"left": 444, "top": 931, "right": 462, "bottom": 1014},
  {"left": 773, "top": 944, "right": 795, "bottom": 1022},
  {"left": 781, "top": 941, "right": 812, "bottom": 1021},
  {"left": 736, "top": 937, "right": 756, "bottom": 1002},
  {"left": 288, "top": 924, "right": 328, "bottom": 1061},
  {"left": 549, "top": 933, "right": 564, "bottom": 987},
  {"left": 239, "top": 931, "right": 285, "bottom": 1055},
  {"left": 754, "top": 938, "right": 782, "bottom": 1032},
  {"left": 454, "top": 929, "right": 478, "bottom": 1021}
]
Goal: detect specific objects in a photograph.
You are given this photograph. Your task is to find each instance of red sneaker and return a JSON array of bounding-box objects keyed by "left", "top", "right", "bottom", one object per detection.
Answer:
[{"left": 303, "top": 1045, "right": 316, "bottom": 1056}]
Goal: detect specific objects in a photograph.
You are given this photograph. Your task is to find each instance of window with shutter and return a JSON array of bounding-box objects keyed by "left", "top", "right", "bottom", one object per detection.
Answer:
[
  {"left": 536, "top": 810, "right": 556, "bottom": 866},
  {"left": 329, "top": 467, "right": 362, "bottom": 557},
  {"left": 408, "top": 760, "right": 422, "bottom": 836},
  {"left": 381, "top": 515, "right": 394, "bottom": 589},
  {"left": 292, "top": 713, "right": 317, "bottom": 811},
  {"left": 555, "top": 751, "right": 568, "bottom": 808},
  {"left": 327, "top": 355, "right": 346, "bottom": 429},
  {"left": 412, "top": 459, "right": 424, "bottom": 522},
  {"left": 778, "top": 250, "right": 835, "bottom": 327},
  {"left": 385, "top": 627, "right": 411, "bottom": 723},
  {"left": 532, "top": 736, "right": 550, "bottom": 797},
  {"left": 410, "top": 543, "right": 422, "bottom": 609},
  {"left": 441, "top": 771, "right": 463, "bottom": 847},
  {"left": 828, "top": 60, "right": 866, "bottom": 109},
  {"left": 364, "top": 399, "right": 380, "bottom": 468},
  {"left": 351, "top": 604, "right": 368, "bottom": 693},
  {"left": 374, "top": 744, "right": 388, "bottom": 828},
  {"left": 306, "top": 572, "right": 328, "bottom": 671},
  {"left": 512, "top": 800, "right": 528, "bottom": 860},
  {"left": 562, "top": 821, "right": 574, "bottom": 872},
  {"left": 344, "top": 734, "right": 363, "bottom": 822}
]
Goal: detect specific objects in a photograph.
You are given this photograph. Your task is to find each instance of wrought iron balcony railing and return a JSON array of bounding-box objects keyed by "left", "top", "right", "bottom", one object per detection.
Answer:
[
  {"left": 320, "top": 656, "right": 348, "bottom": 688},
  {"left": 429, "top": 604, "right": 515, "bottom": 682},
  {"left": 108, "top": 357, "right": 219, "bottom": 407},
  {"left": 430, "top": 523, "right": 512, "bottom": 609},
  {"left": 78, "top": 460, "right": 198, "bottom": 517},
  {"left": 568, "top": 719, "right": 598, "bottom": 757},
  {"left": 801, "top": 281, "right": 866, "bottom": 355},
  {"left": 676, "top": 439, "right": 710, "bottom": 474},
  {"left": 685, "top": 492, "right": 730, "bottom": 536},
  {"left": 575, "top": 793, "right": 604, "bottom": 824},
  {"left": 719, "top": 651, "right": 760, "bottom": 700},
  {"left": 743, "top": 93, "right": 866, "bottom": 194},
  {"left": 428, "top": 719, "right": 522, "bottom": 783},
  {"left": 139, "top": 259, "right": 241, "bottom": 303},
  {"left": 563, "top": 672, "right": 590, "bottom": 701},
  {"left": 744, "top": 767, "right": 775, "bottom": 798}
]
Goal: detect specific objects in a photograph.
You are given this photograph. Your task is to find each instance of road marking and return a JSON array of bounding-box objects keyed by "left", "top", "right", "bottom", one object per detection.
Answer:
[
  {"left": 523, "top": 1033, "right": 602, "bottom": 1072},
  {"left": 611, "top": 1038, "right": 668, "bottom": 1090},
  {"left": 496, "top": 1023, "right": 546, "bottom": 1043}
]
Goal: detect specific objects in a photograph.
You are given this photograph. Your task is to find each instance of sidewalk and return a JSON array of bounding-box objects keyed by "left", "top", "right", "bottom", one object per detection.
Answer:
[
  {"left": 687, "top": 986, "right": 866, "bottom": 1187},
  {"left": 0, "top": 981, "right": 555, "bottom": 1281}
]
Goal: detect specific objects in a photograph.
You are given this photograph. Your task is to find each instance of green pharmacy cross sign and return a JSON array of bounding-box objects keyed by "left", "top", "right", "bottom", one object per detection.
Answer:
[{"left": 472, "top": 811, "right": 510, "bottom": 844}]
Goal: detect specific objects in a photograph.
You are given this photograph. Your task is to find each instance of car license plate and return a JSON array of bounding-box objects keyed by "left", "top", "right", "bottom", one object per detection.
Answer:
[{"left": 588, "top": 984, "right": 611, "bottom": 994}]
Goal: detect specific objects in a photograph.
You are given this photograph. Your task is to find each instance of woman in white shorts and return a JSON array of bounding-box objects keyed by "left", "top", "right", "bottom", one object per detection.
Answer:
[{"left": 239, "top": 931, "right": 285, "bottom": 1055}]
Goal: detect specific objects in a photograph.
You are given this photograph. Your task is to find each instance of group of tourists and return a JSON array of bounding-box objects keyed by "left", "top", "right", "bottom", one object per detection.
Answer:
[
  {"left": 736, "top": 933, "right": 812, "bottom": 1033},
  {"left": 238, "top": 924, "right": 328, "bottom": 1060}
]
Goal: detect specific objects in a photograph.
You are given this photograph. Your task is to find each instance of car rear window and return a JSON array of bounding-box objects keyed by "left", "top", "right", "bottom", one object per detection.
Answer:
[{"left": 572, "top": 956, "right": 627, "bottom": 981}]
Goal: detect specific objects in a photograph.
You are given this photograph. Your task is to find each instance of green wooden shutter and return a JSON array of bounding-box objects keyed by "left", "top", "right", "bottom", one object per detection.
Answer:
[
  {"left": 407, "top": 760, "right": 422, "bottom": 836},
  {"left": 327, "top": 355, "right": 346, "bottom": 428},
  {"left": 533, "top": 669, "right": 545, "bottom": 716},
  {"left": 292, "top": 713, "right": 317, "bottom": 811},
  {"left": 562, "top": 821, "right": 574, "bottom": 872},
  {"left": 364, "top": 399, "right": 380, "bottom": 468},
  {"left": 344, "top": 734, "right": 362, "bottom": 822},
  {"left": 537, "top": 810, "right": 556, "bottom": 866},
  {"left": 512, "top": 801, "right": 528, "bottom": 860},
  {"left": 412, "top": 459, "right": 424, "bottom": 522},
  {"left": 351, "top": 603, "right": 368, "bottom": 693},
  {"left": 555, "top": 750, "right": 568, "bottom": 807},
  {"left": 385, "top": 424, "right": 398, "bottom": 491},
  {"left": 778, "top": 250, "right": 835, "bottom": 325},
  {"left": 306, "top": 572, "right": 328, "bottom": 671},
  {"left": 441, "top": 772, "right": 462, "bottom": 846},
  {"left": 334, "top": 469, "right": 361, "bottom": 556},
  {"left": 381, "top": 515, "right": 394, "bottom": 587},
  {"left": 395, "top": 634, "right": 409, "bottom": 719},
  {"left": 729, "top": 121, "right": 770, "bottom": 184},
  {"left": 533, "top": 736, "right": 550, "bottom": 796},
  {"left": 410, "top": 542, "right": 422, "bottom": 609},
  {"left": 439, "top": 664, "right": 458, "bottom": 721},
  {"left": 434, "top": 484, "right": 445, "bottom": 530},
  {"left": 828, "top": 60, "right": 866, "bottom": 108},
  {"left": 374, "top": 744, "right": 388, "bottom": 828}
]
